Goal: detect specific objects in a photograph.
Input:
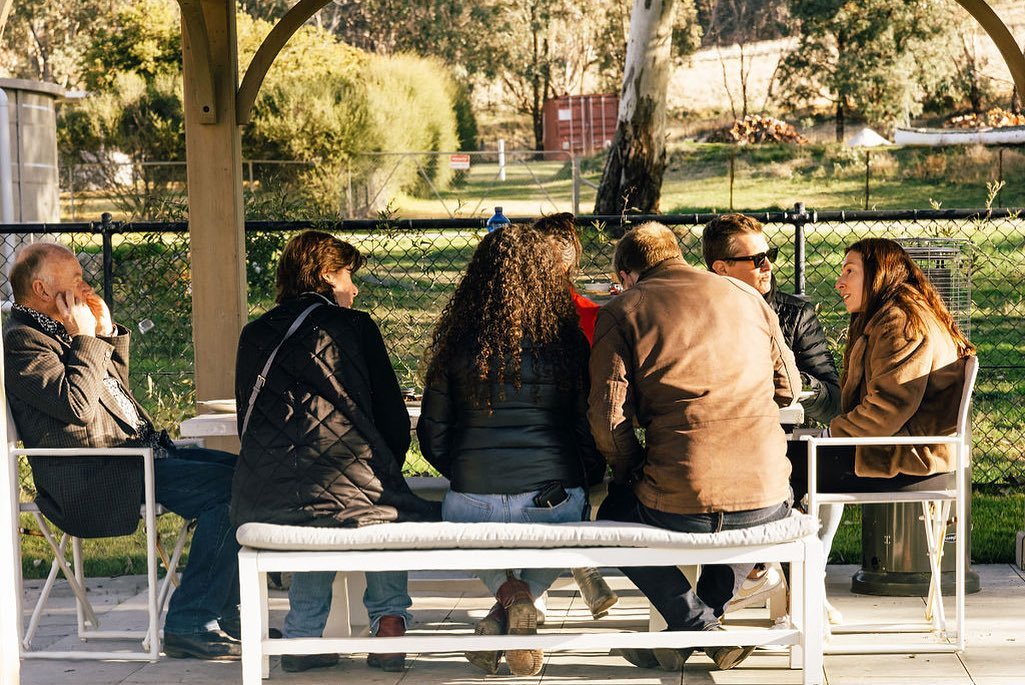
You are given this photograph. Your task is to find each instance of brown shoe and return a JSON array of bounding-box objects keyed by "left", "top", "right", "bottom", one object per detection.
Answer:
[
  {"left": 465, "top": 602, "right": 506, "bottom": 674},
  {"left": 496, "top": 577, "right": 543, "bottom": 676},
  {"left": 572, "top": 567, "right": 619, "bottom": 619},
  {"left": 366, "top": 615, "right": 406, "bottom": 672},
  {"left": 703, "top": 625, "right": 755, "bottom": 670}
]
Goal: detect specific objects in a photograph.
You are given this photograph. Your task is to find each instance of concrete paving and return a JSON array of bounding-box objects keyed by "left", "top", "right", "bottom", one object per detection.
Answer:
[{"left": 17, "top": 564, "right": 1025, "bottom": 685}]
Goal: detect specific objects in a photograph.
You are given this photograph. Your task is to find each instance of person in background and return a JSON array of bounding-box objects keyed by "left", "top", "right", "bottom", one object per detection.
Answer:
[
  {"left": 589, "top": 222, "right": 799, "bottom": 672},
  {"left": 4, "top": 242, "right": 241, "bottom": 660},
  {"left": 793, "top": 237, "right": 975, "bottom": 608},
  {"left": 531, "top": 212, "right": 618, "bottom": 620},
  {"left": 418, "top": 224, "right": 605, "bottom": 676},
  {"left": 701, "top": 213, "right": 844, "bottom": 623},
  {"left": 232, "top": 231, "right": 440, "bottom": 674}
]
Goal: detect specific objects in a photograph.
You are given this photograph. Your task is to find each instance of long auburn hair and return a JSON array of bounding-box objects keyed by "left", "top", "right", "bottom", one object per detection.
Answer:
[
  {"left": 424, "top": 224, "right": 585, "bottom": 407},
  {"left": 844, "top": 238, "right": 975, "bottom": 363}
]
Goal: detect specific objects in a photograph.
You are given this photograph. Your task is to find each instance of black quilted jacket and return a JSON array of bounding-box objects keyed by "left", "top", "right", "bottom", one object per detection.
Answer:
[
  {"left": 766, "top": 283, "right": 841, "bottom": 424},
  {"left": 417, "top": 336, "right": 606, "bottom": 494},
  {"left": 231, "top": 293, "right": 440, "bottom": 527}
]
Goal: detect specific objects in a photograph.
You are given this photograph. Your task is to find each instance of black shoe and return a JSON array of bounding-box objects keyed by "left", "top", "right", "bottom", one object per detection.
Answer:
[
  {"left": 163, "top": 630, "right": 241, "bottom": 660},
  {"left": 282, "top": 653, "right": 340, "bottom": 673},
  {"left": 653, "top": 647, "right": 694, "bottom": 671},
  {"left": 611, "top": 647, "right": 659, "bottom": 669},
  {"left": 219, "top": 616, "right": 282, "bottom": 641}
]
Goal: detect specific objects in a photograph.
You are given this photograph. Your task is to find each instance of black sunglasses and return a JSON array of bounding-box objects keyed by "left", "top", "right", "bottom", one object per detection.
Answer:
[{"left": 721, "top": 246, "right": 779, "bottom": 269}]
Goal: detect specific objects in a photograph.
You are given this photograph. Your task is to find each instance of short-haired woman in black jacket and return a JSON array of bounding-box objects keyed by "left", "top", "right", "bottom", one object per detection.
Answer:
[
  {"left": 233, "top": 231, "right": 439, "bottom": 674},
  {"left": 418, "top": 225, "right": 605, "bottom": 676}
]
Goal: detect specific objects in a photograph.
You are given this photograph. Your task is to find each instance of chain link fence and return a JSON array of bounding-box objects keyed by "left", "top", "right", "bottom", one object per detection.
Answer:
[{"left": 2, "top": 206, "right": 1022, "bottom": 485}]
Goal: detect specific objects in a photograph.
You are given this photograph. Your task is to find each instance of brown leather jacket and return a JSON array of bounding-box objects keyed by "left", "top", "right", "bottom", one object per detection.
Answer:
[
  {"left": 588, "top": 259, "right": 800, "bottom": 515},
  {"left": 830, "top": 302, "right": 968, "bottom": 478}
]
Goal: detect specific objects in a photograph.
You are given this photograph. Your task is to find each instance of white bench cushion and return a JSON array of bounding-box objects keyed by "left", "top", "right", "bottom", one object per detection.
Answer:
[{"left": 237, "top": 511, "right": 817, "bottom": 551}]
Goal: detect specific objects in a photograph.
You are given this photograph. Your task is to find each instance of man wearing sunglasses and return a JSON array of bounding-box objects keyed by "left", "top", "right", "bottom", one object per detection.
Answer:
[
  {"left": 702, "top": 214, "right": 839, "bottom": 424},
  {"left": 702, "top": 214, "right": 844, "bottom": 624}
]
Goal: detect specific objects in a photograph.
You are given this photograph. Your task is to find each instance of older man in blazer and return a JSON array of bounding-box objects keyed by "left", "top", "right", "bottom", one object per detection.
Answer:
[{"left": 4, "top": 242, "right": 241, "bottom": 660}]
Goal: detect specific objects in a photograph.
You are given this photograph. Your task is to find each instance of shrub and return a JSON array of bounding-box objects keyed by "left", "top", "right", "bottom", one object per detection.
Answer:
[{"left": 364, "top": 53, "right": 460, "bottom": 199}]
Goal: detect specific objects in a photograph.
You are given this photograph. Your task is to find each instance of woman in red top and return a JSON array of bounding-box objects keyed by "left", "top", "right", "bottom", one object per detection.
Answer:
[{"left": 531, "top": 212, "right": 617, "bottom": 619}]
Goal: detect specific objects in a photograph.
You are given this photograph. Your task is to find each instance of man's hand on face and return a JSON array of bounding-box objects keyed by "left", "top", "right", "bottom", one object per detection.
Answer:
[
  {"left": 56, "top": 290, "right": 97, "bottom": 338},
  {"left": 84, "top": 289, "right": 114, "bottom": 336}
]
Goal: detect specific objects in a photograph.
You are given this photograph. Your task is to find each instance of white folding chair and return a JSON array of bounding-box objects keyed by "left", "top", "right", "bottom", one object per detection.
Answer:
[
  {"left": 8, "top": 407, "right": 193, "bottom": 661},
  {"left": 802, "top": 355, "right": 978, "bottom": 655}
]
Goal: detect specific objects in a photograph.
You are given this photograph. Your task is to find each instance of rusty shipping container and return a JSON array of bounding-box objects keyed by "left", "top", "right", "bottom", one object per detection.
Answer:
[{"left": 541, "top": 94, "right": 618, "bottom": 155}]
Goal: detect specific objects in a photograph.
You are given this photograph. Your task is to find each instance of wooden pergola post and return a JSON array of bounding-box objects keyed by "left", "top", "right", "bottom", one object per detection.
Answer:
[{"left": 179, "top": 0, "right": 247, "bottom": 439}]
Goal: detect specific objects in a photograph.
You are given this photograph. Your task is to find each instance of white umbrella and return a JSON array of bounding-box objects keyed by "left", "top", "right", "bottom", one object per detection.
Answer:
[{"left": 847, "top": 127, "right": 892, "bottom": 148}]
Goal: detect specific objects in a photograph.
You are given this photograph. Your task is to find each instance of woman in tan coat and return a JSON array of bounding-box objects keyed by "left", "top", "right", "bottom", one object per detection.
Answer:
[
  {"left": 828, "top": 237, "right": 975, "bottom": 480},
  {"left": 791, "top": 237, "right": 976, "bottom": 623}
]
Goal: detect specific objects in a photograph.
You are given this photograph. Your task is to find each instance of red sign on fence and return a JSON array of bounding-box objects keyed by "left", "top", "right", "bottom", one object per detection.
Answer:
[{"left": 449, "top": 154, "right": 471, "bottom": 170}]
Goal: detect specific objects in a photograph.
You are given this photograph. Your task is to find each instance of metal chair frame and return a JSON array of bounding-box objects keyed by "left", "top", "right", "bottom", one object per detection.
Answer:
[
  {"left": 8, "top": 410, "right": 194, "bottom": 661},
  {"left": 802, "top": 355, "right": 979, "bottom": 655}
]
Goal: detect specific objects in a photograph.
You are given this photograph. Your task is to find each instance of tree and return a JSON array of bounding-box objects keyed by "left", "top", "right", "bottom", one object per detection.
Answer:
[
  {"left": 0, "top": 0, "right": 117, "bottom": 87},
  {"left": 702, "top": 0, "right": 790, "bottom": 119},
  {"left": 779, "top": 0, "right": 955, "bottom": 142},
  {"left": 594, "top": 0, "right": 682, "bottom": 215}
]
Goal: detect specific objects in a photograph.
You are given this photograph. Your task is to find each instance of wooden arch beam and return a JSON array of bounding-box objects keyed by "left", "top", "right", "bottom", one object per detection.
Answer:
[
  {"left": 236, "top": 0, "right": 333, "bottom": 124},
  {"left": 176, "top": 0, "right": 217, "bottom": 124},
  {"left": 953, "top": 0, "right": 1025, "bottom": 99},
  {"left": 0, "top": 0, "right": 15, "bottom": 41}
]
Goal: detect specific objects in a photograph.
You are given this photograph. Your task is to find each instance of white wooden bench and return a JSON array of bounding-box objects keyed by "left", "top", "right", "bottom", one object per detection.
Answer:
[{"left": 237, "top": 512, "right": 823, "bottom": 684}]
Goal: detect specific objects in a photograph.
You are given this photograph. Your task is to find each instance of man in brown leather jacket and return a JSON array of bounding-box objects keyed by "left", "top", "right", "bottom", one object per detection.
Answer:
[{"left": 588, "top": 222, "right": 800, "bottom": 673}]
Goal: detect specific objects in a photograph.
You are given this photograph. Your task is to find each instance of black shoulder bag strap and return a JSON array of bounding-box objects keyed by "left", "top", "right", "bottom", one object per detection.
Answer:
[{"left": 240, "top": 302, "right": 323, "bottom": 438}]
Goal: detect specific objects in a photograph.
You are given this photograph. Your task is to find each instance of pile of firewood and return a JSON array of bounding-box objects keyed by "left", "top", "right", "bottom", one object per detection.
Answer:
[
  {"left": 706, "top": 115, "right": 807, "bottom": 144},
  {"left": 946, "top": 108, "right": 1025, "bottom": 129}
]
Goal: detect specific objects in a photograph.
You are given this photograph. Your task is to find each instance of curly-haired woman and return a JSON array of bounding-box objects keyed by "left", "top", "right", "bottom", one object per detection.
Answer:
[{"left": 417, "top": 224, "right": 605, "bottom": 676}]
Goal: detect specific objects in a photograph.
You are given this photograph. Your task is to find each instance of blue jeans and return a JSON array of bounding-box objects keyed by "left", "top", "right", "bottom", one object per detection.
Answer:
[
  {"left": 442, "top": 487, "right": 587, "bottom": 599},
  {"left": 283, "top": 571, "right": 412, "bottom": 638},
  {"left": 599, "top": 488, "right": 791, "bottom": 631},
  {"left": 154, "top": 445, "right": 239, "bottom": 635}
]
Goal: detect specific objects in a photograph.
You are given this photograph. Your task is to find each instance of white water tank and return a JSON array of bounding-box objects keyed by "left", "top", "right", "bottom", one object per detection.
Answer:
[{"left": 0, "top": 78, "right": 63, "bottom": 222}]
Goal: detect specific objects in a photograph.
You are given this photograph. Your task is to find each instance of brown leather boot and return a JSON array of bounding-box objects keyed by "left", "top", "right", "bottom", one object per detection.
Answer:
[
  {"left": 465, "top": 602, "right": 506, "bottom": 674},
  {"left": 572, "top": 567, "right": 619, "bottom": 619},
  {"left": 366, "top": 615, "right": 406, "bottom": 672},
  {"left": 496, "top": 576, "right": 543, "bottom": 676}
]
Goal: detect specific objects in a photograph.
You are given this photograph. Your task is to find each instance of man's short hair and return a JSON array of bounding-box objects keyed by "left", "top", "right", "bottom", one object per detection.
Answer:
[
  {"left": 9, "top": 242, "right": 75, "bottom": 304},
  {"left": 701, "top": 214, "right": 764, "bottom": 270},
  {"left": 613, "top": 222, "right": 682, "bottom": 275}
]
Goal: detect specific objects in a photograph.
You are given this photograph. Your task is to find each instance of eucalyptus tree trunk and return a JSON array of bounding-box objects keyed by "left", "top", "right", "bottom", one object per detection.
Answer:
[{"left": 594, "top": 0, "right": 676, "bottom": 216}]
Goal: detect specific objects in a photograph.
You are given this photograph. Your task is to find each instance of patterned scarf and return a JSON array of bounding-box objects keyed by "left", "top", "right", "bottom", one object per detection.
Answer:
[{"left": 12, "top": 304, "right": 72, "bottom": 345}]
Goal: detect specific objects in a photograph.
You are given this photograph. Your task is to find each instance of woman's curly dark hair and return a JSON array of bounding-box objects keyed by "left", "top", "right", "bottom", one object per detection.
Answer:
[{"left": 424, "top": 224, "right": 586, "bottom": 407}]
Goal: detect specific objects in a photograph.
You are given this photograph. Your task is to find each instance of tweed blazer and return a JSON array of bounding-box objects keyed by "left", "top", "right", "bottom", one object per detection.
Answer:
[{"left": 4, "top": 310, "right": 149, "bottom": 538}]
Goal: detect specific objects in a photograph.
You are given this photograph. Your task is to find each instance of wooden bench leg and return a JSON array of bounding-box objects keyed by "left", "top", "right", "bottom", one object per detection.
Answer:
[
  {"left": 324, "top": 572, "right": 369, "bottom": 638},
  {"left": 239, "top": 549, "right": 268, "bottom": 683}
]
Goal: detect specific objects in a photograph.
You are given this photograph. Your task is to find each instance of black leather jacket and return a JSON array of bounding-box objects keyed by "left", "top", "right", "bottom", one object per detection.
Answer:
[
  {"left": 417, "top": 336, "right": 606, "bottom": 494},
  {"left": 766, "top": 283, "right": 841, "bottom": 424},
  {"left": 232, "top": 293, "right": 439, "bottom": 527}
]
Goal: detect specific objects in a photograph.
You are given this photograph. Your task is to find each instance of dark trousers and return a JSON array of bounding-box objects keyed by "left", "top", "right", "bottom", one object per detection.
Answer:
[
  {"left": 598, "top": 485, "right": 791, "bottom": 631},
  {"left": 786, "top": 441, "right": 954, "bottom": 504},
  {"left": 154, "top": 445, "right": 239, "bottom": 635}
]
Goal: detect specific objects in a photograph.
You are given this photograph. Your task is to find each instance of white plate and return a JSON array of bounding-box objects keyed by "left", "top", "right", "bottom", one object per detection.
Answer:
[{"left": 198, "top": 399, "right": 237, "bottom": 413}]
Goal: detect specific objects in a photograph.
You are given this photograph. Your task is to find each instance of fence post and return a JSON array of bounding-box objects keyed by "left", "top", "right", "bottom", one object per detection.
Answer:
[
  {"left": 100, "top": 212, "right": 114, "bottom": 315},
  {"left": 498, "top": 139, "right": 506, "bottom": 182},
  {"left": 790, "top": 202, "right": 810, "bottom": 297},
  {"left": 571, "top": 155, "right": 581, "bottom": 215}
]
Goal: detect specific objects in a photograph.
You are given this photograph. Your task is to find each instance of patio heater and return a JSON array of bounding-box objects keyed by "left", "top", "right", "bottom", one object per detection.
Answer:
[{"left": 854, "top": 237, "right": 981, "bottom": 596}]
